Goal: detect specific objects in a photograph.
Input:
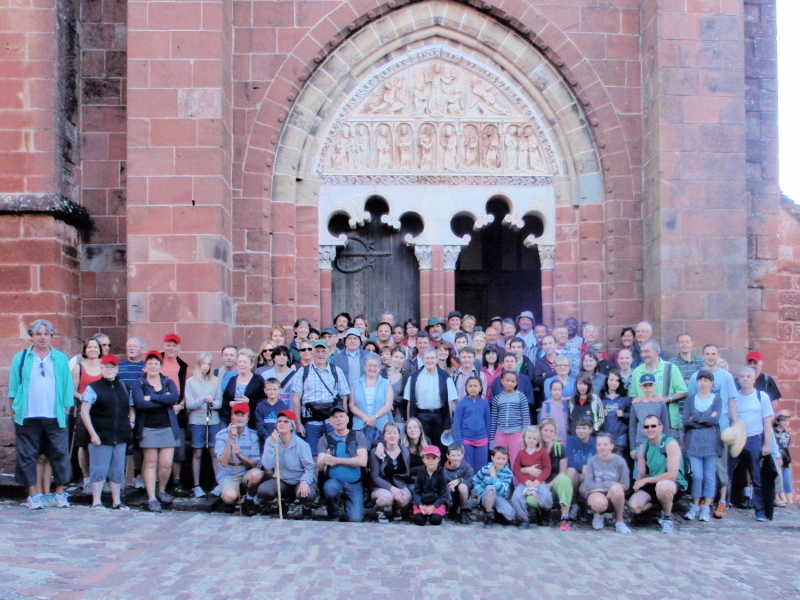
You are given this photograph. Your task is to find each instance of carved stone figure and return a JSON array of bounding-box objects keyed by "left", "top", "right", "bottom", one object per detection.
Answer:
[
  {"left": 463, "top": 125, "right": 479, "bottom": 168},
  {"left": 411, "top": 71, "right": 430, "bottom": 116},
  {"left": 365, "top": 77, "right": 405, "bottom": 115},
  {"left": 442, "top": 67, "right": 464, "bottom": 116},
  {"left": 354, "top": 124, "right": 370, "bottom": 170},
  {"left": 331, "top": 125, "right": 351, "bottom": 171},
  {"left": 418, "top": 124, "right": 435, "bottom": 170},
  {"left": 504, "top": 125, "right": 519, "bottom": 172},
  {"left": 397, "top": 123, "right": 413, "bottom": 169},
  {"left": 441, "top": 124, "right": 457, "bottom": 171},
  {"left": 523, "top": 126, "right": 546, "bottom": 173},
  {"left": 470, "top": 78, "right": 509, "bottom": 116},
  {"left": 376, "top": 123, "right": 393, "bottom": 169},
  {"left": 482, "top": 125, "right": 500, "bottom": 169}
]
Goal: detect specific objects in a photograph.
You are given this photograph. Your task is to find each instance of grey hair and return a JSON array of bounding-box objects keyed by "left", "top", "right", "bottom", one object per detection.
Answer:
[
  {"left": 582, "top": 324, "right": 598, "bottom": 337},
  {"left": 423, "top": 347, "right": 438, "bottom": 358},
  {"left": 126, "top": 337, "right": 146, "bottom": 350},
  {"left": 636, "top": 321, "right": 653, "bottom": 332},
  {"left": 739, "top": 365, "right": 756, "bottom": 377},
  {"left": 28, "top": 319, "right": 55, "bottom": 336},
  {"left": 93, "top": 332, "right": 110, "bottom": 342},
  {"left": 363, "top": 352, "right": 382, "bottom": 366},
  {"left": 641, "top": 338, "right": 661, "bottom": 354}
]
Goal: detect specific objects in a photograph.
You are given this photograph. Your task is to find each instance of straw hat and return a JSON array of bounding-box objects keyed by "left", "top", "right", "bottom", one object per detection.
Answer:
[{"left": 720, "top": 419, "right": 747, "bottom": 458}]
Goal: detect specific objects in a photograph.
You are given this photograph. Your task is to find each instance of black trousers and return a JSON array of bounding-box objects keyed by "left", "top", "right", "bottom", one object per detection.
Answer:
[{"left": 15, "top": 418, "right": 72, "bottom": 487}]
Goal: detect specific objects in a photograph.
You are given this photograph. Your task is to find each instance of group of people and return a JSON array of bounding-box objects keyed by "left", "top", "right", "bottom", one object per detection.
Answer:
[{"left": 8, "top": 312, "right": 793, "bottom": 532}]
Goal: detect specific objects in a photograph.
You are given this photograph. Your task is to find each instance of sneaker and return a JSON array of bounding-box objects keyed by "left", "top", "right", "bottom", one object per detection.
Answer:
[
  {"left": 517, "top": 519, "right": 530, "bottom": 530},
  {"left": 484, "top": 511, "right": 494, "bottom": 529},
  {"left": 209, "top": 485, "right": 221, "bottom": 497},
  {"left": 615, "top": 521, "right": 632, "bottom": 534},
  {"left": 40, "top": 493, "right": 55, "bottom": 507},
  {"left": 714, "top": 503, "right": 727, "bottom": 519},
  {"left": 592, "top": 512, "right": 604, "bottom": 530},
  {"left": 193, "top": 486, "right": 206, "bottom": 499},
  {"left": 458, "top": 510, "right": 471, "bottom": 525},
  {"left": 53, "top": 492, "right": 71, "bottom": 508},
  {"left": 26, "top": 494, "right": 44, "bottom": 510},
  {"left": 661, "top": 517, "right": 674, "bottom": 534},
  {"left": 656, "top": 510, "right": 665, "bottom": 526},
  {"left": 568, "top": 504, "right": 580, "bottom": 521},
  {"left": 147, "top": 498, "right": 162, "bottom": 513},
  {"left": 756, "top": 515, "right": 768, "bottom": 522},
  {"left": 302, "top": 507, "right": 314, "bottom": 521},
  {"left": 378, "top": 510, "right": 390, "bottom": 524},
  {"left": 698, "top": 505, "right": 711, "bottom": 522},
  {"left": 242, "top": 497, "right": 257, "bottom": 517},
  {"left": 172, "top": 482, "right": 186, "bottom": 497},
  {"left": 685, "top": 504, "right": 699, "bottom": 520},
  {"left": 156, "top": 491, "right": 174, "bottom": 505},
  {"left": 134, "top": 475, "right": 145, "bottom": 489},
  {"left": 559, "top": 518, "right": 571, "bottom": 532}
]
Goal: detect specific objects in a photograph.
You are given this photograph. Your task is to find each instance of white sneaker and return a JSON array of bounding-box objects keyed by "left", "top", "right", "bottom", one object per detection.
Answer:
[
  {"left": 684, "top": 504, "right": 699, "bottom": 520},
  {"left": 615, "top": 521, "right": 632, "bottom": 534},
  {"left": 592, "top": 512, "right": 604, "bottom": 530},
  {"left": 193, "top": 486, "right": 206, "bottom": 498},
  {"left": 698, "top": 505, "right": 711, "bottom": 522},
  {"left": 209, "top": 485, "right": 221, "bottom": 497},
  {"left": 53, "top": 492, "right": 71, "bottom": 508},
  {"left": 27, "top": 494, "right": 44, "bottom": 510},
  {"left": 661, "top": 518, "right": 674, "bottom": 534},
  {"left": 134, "top": 475, "right": 145, "bottom": 489}
]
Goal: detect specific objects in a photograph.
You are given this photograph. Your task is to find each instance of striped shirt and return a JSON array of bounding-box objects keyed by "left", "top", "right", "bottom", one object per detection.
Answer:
[{"left": 490, "top": 391, "right": 531, "bottom": 439}]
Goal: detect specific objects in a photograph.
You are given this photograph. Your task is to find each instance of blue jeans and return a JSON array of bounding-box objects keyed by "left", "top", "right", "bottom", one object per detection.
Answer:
[
  {"left": 323, "top": 478, "right": 364, "bottom": 522},
  {"left": 727, "top": 434, "right": 766, "bottom": 518},
  {"left": 304, "top": 422, "right": 333, "bottom": 457},
  {"left": 688, "top": 454, "right": 717, "bottom": 499},
  {"left": 463, "top": 443, "right": 488, "bottom": 475},
  {"left": 782, "top": 466, "right": 793, "bottom": 495}
]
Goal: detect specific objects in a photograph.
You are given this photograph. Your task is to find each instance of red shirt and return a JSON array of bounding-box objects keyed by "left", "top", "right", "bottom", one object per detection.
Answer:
[{"left": 513, "top": 447, "right": 551, "bottom": 485}]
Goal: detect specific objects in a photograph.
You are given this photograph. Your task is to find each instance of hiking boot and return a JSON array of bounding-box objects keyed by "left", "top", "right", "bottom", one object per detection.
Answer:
[
  {"left": 698, "top": 505, "right": 711, "bottom": 522},
  {"left": 156, "top": 491, "right": 174, "bottom": 505},
  {"left": 302, "top": 507, "right": 314, "bottom": 521},
  {"left": 458, "top": 509, "right": 471, "bottom": 525},
  {"left": 661, "top": 517, "right": 674, "bottom": 534},
  {"left": 714, "top": 503, "right": 727, "bottom": 519},
  {"left": 559, "top": 518, "right": 571, "bottom": 532},
  {"left": 147, "top": 498, "right": 162, "bottom": 513},
  {"left": 53, "top": 492, "right": 71, "bottom": 508},
  {"left": 615, "top": 521, "right": 632, "bottom": 534},
  {"left": 684, "top": 504, "right": 699, "bottom": 520},
  {"left": 483, "top": 511, "right": 495, "bottom": 529},
  {"left": 26, "top": 494, "right": 44, "bottom": 510},
  {"left": 134, "top": 475, "right": 145, "bottom": 489},
  {"left": 592, "top": 512, "right": 604, "bottom": 530}
]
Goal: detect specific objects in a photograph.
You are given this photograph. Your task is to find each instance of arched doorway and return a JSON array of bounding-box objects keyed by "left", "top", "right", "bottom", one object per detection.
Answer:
[
  {"left": 329, "top": 197, "right": 423, "bottom": 325},
  {"left": 453, "top": 198, "right": 543, "bottom": 324}
]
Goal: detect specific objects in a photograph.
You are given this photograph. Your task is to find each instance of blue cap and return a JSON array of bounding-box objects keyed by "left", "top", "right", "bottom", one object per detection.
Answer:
[{"left": 639, "top": 373, "right": 656, "bottom": 385}]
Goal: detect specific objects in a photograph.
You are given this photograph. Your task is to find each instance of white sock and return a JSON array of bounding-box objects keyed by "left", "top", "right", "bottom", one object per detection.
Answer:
[
  {"left": 84, "top": 477, "right": 91, "bottom": 485},
  {"left": 744, "top": 486, "right": 752, "bottom": 499}
]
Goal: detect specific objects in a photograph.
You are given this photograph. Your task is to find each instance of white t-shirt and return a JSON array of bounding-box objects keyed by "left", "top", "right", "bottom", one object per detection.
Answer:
[{"left": 734, "top": 390, "right": 773, "bottom": 436}]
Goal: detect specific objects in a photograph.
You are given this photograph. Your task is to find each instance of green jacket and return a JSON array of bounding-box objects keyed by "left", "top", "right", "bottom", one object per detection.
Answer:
[{"left": 8, "top": 346, "right": 74, "bottom": 427}]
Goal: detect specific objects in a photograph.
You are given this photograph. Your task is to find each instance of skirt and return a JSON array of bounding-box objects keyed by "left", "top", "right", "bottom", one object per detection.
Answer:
[{"left": 140, "top": 427, "right": 180, "bottom": 449}]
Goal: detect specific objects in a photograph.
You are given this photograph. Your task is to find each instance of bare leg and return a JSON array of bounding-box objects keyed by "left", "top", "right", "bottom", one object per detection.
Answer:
[
  {"left": 91, "top": 481, "right": 103, "bottom": 506},
  {"left": 143, "top": 448, "right": 158, "bottom": 500},
  {"left": 110, "top": 482, "right": 122, "bottom": 506},
  {"left": 158, "top": 448, "right": 175, "bottom": 494},
  {"left": 192, "top": 449, "right": 203, "bottom": 487}
]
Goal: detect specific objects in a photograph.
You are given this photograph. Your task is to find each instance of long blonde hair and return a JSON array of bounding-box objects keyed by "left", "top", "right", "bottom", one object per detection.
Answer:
[
  {"left": 402, "top": 417, "right": 429, "bottom": 455},
  {"left": 193, "top": 352, "right": 216, "bottom": 383}
]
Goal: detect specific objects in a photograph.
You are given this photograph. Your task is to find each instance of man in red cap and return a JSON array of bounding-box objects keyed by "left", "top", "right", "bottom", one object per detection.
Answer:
[
  {"left": 162, "top": 334, "right": 190, "bottom": 496},
  {"left": 214, "top": 402, "right": 261, "bottom": 513},
  {"left": 252, "top": 409, "right": 317, "bottom": 519},
  {"left": 744, "top": 351, "right": 785, "bottom": 416}
]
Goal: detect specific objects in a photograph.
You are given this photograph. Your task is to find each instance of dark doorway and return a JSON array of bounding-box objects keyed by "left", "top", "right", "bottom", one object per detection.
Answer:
[
  {"left": 330, "top": 197, "right": 423, "bottom": 327},
  {"left": 453, "top": 197, "right": 543, "bottom": 325}
]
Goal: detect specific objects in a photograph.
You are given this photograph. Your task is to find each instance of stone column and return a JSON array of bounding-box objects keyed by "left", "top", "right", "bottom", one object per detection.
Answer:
[
  {"left": 318, "top": 246, "right": 336, "bottom": 329},
  {"left": 126, "top": 0, "right": 234, "bottom": 351},
  {"left": 538, "top": 245, "right": 555, "bottom": 328},
  {"left": 443, "top": 246, "right": 461, "bottom": 316},
  {"left": 414, "top": 246, "right": 432, "bottom": 323}
]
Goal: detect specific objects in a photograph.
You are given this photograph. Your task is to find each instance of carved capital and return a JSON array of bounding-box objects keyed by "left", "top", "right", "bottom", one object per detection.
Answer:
[
  {"left": 319, "top": 246, "right": 337, "bottom": 270},
  {"left": 538, "top": 245, "right": 555, "bottom": 270},
  {"left": 443, "top": 246, "right": 461, "bottom": 270},
  {"left": 414, "top": 245, "right": 432, "bottom": 270}
]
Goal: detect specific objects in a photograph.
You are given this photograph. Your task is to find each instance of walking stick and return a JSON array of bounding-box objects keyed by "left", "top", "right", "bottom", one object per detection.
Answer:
[
  {"left": 232, "top": 443, "right": 242, "bottom": 517},
  {"left": 274, "top": 435, "right": 283, "bottom": 520}
]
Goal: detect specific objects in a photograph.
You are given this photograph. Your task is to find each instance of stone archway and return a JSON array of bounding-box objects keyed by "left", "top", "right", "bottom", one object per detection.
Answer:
[{"left": 268, "top": 2, "right": 605, "bottom": 324}]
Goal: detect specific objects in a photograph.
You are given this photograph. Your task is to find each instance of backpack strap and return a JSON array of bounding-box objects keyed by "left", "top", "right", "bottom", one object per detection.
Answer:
[{"left": 18, "top": 348, "right": 28, "bottom": 382}]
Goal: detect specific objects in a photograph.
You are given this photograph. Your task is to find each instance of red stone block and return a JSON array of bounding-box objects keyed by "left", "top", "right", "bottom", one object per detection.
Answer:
[
  {"left": 172, "top": 205, "right": 227, "bottom": 235},
  {"left": 150, "top": 292, "right": 199, "bottom": 322},
  {"left": 276, "top": 27, "right": 309, "bottom": 53},
  {"left": 192, "top": 60, "right": 224, "bottom": 88},
  {"left": 127, "top": 147, "right": 175, "bottom": 177},
  {"left": 149, "top": 176, "right": 193, "bottom": 205},
  {"left": 128, "top": 262, "right": 177, "bottom": 293},
  {"left": 0, "top": 266, "right": 32, "bottom": 292},
  {"left": 175, "top": 147, "right": 223, "bottom": 175},
  {"left": 172, "top": 31, "right": 223, "bottom": 60},
  {"left": 127, "top": 206, "right": 173, "bottom": 235},
  {"left": 539, "top": 6, "right": 579, "bottom": 32},
  {"left": 148, "top": 2, "right": 203, "bottom": 31},
  {"left": 150, "top": 118, "right": 198, "bottom": 147},
  {"left": 580, "top": 7, "right": 620, "bottom": 34},
  {"left": 149, "top": 60, "right": 194, "bottom": 88},
  {"left": 252, "top": 0, "right": 294, "bottom": 28},
  {"left": 127, "top": 89, "right": 178, "bottom": 118},
  {"left": 127, "top": 31, "right": 172, "bottom": 60},
  {"left": 149, "top": 235, "right": 198, "bottom": 263}
]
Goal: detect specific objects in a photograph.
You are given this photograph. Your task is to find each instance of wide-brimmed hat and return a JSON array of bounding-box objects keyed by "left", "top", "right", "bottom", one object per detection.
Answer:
[
  {"left": 720, "top": 419, "right": 747, "bottom": 458},
  {"left": 425, "top": 317, "right": 444, "bottom": 330},
  {"left": 516, "top": 311, "right": 535, "bottom": 324}
]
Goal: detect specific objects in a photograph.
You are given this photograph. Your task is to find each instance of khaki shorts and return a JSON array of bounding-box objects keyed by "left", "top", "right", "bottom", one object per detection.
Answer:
[{"left": 218, "top": 474, "right": 246, "bottom": 493}]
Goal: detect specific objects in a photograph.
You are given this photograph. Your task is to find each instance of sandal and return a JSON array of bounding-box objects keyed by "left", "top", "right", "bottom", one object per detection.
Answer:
[
  {"left": 92, "top": 504, "right": 105, "bottom": 510},
  {"left": 112, "top": 503, "right": 131, "bottom": 511}
]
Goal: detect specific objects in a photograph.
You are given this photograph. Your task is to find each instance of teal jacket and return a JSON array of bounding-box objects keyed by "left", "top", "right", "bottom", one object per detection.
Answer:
[{"left": 8, "top": 346, "right": 74, "bottom": 427}]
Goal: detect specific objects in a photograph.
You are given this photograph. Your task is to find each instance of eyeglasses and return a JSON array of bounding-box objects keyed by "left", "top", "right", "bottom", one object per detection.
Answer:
[
  {"left": 300, "top": 348, "right": 313, "bottom": 352},
  {"left": 643, "top": 424, "right": 659, "bottom": 429}
]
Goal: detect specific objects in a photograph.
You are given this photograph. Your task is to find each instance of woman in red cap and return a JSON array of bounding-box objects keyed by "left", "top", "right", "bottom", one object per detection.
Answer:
[
  {"left": 131, "top": 350, "right": 181, "bottom": 512},
  {"left": 80, "top": 354, "right": 135, "bottom": 510}
]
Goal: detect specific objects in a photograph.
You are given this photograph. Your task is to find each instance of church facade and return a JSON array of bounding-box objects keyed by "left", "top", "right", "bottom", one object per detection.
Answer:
[{"left": 0, "top": 0, "right": 797, "bottom": 470}]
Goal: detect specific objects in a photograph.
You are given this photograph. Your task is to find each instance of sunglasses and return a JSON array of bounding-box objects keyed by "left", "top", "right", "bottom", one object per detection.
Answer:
[
  {"left": 261, "top": 348, "right": 273, "bottom": 354},
  {"left": 38, "top": 360, "right": 45, "bottom": 377},
  {"left": 300, "top": 348, "right": 313, "bottom": 352},
  {"left": 643, "top": 424, "right": 659, "bottom": 429}
]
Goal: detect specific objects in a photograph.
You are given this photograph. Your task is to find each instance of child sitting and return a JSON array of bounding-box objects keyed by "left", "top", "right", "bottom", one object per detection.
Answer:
[
  {"left": 254, "top": 378, "right": 290, "bottom": 450},
  {"left": 473, "top": 446, "right": 515, "bottom": 528},
  {"left": 452, "top": 376, "right": 491, "bottom": 474},
  {"left": 511, "top": 426, "right": 552, "bottom": 528},
  {"left": 443, "top": 443, "right": 475, "bottom": 524},
  {"left": 412, "top": 445, "right": 449, "bottom": 526}
]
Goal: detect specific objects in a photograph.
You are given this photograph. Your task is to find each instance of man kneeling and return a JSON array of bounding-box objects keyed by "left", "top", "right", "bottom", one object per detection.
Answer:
[
  {"left": 252, "top": 409, "right": 317, "bottom": 519},
  {"left": 627, "top": 414, "right": 688, "bottom": 533},
  {"left": 214, "top": 402, "right": 261, "bottom": 513}
]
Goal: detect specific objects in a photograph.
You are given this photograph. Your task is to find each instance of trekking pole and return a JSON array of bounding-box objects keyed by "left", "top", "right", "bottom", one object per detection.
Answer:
[
  {"left": 275, "top": 436, "right": 283, "bottom": 520},
  {"left": 233, "top": 445, "right": 242, "bottom": 517}
]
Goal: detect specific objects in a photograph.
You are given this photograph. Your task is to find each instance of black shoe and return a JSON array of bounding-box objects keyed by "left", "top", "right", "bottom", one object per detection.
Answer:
[
  {"left": 242, "top": 498, "right": 257, "bottom": 517},
  {"left": 302, "top": 507, "right": 313, "bottom": 520},
  {"left": 484, "top": 511, "right": 495, "bottom": 529},
  {"left": 458, "top": 509, "right": 471, "bottom": 525},
  {"left": 517, "top": 519, "right": 531, "bottom": 530},
  {"left": 171, "top": 482, "right": 187, "bottom": 497}
]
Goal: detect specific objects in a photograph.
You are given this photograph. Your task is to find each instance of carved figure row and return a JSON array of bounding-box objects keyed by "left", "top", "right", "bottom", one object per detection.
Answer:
[{"left": 329, "top": 123, "right": 547, "bottom": 173}]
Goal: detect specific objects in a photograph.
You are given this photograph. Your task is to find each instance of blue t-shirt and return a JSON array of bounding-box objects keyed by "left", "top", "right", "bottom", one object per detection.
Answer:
[
  {"left": 601, "top": 395, "right": 631, "bottom": 441},
  {"left": 567, "top": 435, "right": 597, "bottom": 471},
  {"left": 330, "top": 433, "right": 362, "bottom": 484}
]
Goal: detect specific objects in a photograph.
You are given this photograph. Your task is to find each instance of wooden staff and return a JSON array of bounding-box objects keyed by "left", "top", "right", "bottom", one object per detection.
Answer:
[
  {"left": 274, "top": 436, "right": 283, "bottom": 520},
  {"left": 232, "top": 430, "right": 242, "bottom": 517}
]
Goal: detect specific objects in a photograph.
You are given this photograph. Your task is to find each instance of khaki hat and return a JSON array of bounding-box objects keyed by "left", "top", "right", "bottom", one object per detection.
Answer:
[{"left": 720, "top": 419, "right": 747, "bottom": 458}]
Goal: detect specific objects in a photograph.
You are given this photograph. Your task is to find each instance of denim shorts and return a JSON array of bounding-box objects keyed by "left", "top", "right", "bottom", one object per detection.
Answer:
[{"left": 189, "top": 423, "right": 221, "bottom": 449}]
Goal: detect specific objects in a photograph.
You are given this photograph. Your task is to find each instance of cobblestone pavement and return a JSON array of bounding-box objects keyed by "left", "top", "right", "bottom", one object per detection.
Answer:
[{"left": 0, "top": 501, "right": 799, "bottom": 600}]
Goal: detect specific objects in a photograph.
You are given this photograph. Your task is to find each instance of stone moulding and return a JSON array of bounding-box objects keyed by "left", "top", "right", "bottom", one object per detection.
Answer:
[{"left": 0, "top": 193, "right": 92, "bottom": 231}]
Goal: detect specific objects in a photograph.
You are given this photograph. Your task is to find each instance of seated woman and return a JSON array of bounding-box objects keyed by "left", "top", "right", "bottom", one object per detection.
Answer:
[
  {"left": 370, "top": 422, "right": 413, "bottom": 523},
  {"left": 583, "top": 432, "right": 631, "bottom": 533}
]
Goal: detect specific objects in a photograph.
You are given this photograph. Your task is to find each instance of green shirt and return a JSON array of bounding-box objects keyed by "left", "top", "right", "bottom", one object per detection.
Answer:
[
  {"left": 640, "top": 436, "right": 687, "bottom": 491},
  {"left": 628, "top": 359, "right": 688, "bottom": 430}
]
